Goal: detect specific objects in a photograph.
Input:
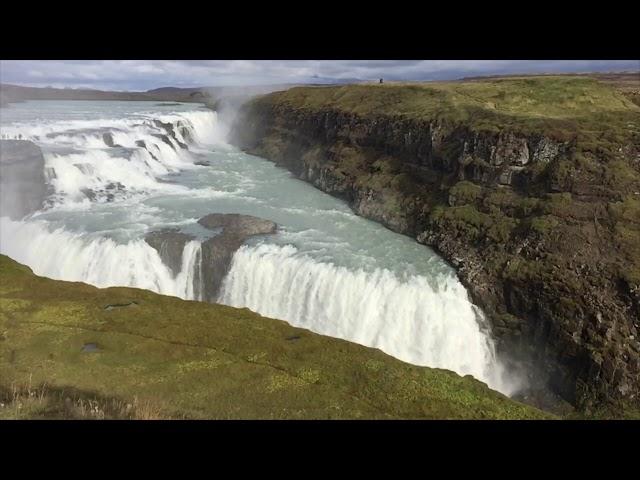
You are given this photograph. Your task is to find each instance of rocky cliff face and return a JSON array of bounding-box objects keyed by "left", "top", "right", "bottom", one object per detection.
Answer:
[{"left": 229, "top": 93, "right": 640, "bottom": 413}]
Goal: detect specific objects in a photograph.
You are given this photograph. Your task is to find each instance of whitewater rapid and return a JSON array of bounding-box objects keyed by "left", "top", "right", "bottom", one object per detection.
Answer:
[{"left": 0, "top": 100, "right": 521, "bottom": 395}]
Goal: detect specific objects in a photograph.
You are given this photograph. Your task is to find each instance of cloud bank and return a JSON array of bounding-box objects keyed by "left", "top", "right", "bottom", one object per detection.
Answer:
[{"left": 0, "top": 60, "right": 637, "bottom": 91}]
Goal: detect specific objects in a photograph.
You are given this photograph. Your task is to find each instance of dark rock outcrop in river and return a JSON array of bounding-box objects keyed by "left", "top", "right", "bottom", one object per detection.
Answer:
[
  {"left": 145, "top": 229, "right": 196, "bottom": 277},
  {"left": 0, "top": 140, "right": 48, "bottom": 219},
  {"left": 198, "top": 214, "right": 277, "bottom": 302},
  {"left": 152, "top": 119, "right": 189, "bottom": 149},
  {"left": 198, "top": 213, "right": 278, "bottom": 237},
  {"left": 229, "top": 76, "right": 640, "bottom": 414},
  {"left": 145, "top": 214, "right": 277, "bottom": 303}
]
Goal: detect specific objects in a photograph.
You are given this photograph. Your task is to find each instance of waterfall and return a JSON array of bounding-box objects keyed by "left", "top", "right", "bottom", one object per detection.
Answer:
[
  {"left": 0, "top": 217, "right": 202, "bottom": 300},
  {"left": 0, "top": 102, "right": 521, "bottom": 397},
  {"left": 218, "top": 243, "right": 518, "bottom": 395},
  {"left": 2, "top": 109, "right": 222, "bottom": 207}
]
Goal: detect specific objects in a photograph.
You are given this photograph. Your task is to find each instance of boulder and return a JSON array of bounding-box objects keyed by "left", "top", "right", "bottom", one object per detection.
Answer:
[
  {"left": 198, "top": 214, "right": 277, "bottom": 301},
  {"left": 198, "top": 213, "right": 277, "bottom": 237}
]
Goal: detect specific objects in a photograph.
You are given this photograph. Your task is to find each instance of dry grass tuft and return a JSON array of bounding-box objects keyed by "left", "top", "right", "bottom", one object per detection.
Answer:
[{"left": 0, "top": 374, "right": 173, "bottom": 420}]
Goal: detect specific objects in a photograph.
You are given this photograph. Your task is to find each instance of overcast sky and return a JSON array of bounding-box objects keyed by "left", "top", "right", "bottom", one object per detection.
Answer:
[{"left": 1, "top": 60, "right": 638, "bottom": 91}]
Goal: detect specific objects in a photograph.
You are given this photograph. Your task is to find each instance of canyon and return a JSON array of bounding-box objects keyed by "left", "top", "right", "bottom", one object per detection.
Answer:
[{"left": 229, "top": 76, "right": 640, "bottom": 414}]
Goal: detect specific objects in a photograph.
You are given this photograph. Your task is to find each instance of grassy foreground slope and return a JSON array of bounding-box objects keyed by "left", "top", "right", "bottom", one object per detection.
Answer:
[{"left": 0, "top": 255, "right": 550, "bottom": 420}]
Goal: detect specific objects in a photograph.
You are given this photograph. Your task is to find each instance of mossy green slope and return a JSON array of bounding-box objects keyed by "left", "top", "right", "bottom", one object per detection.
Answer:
[
  {"left": 0, "top": 254, "right": 550, "bottom": 419},
  {"left": 261, "top": 76, "right": 639, "bottom": 142}
]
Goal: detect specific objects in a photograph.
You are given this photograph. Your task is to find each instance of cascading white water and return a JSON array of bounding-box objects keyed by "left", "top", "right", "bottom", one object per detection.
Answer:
[
  {"left": 0, "top": 110, "right": 218, "bottom": 148},
  {"left": 45, "top": 148, "right": 183, "bottom": 203},
  {"left": 2, "top": 108, "right": 220, "bottom": 206},
  {"left": 218, "top": 243, "right": 515, "bottom": 394},
  {"left": 156, "top": 111, "right": 225, "bottom": 145},
  {"left": 0, "top": 99, "right": 522, "bottom": 397},
  {"left": 0, "top": 217, "right": 202, "bottom": 300},
  {"left": 1, "top": 103, "right": 220, "bottom": 300},
  {"left": 179, "top": 240, "right": 204, "bottom": 301}
]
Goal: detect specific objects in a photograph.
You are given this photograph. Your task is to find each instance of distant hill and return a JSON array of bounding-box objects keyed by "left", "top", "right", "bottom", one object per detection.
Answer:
[
  {"left": 0, "top": 84, "right": 176, "bottom": 103},
  {"left": 0, "top": 83, "right": 311, "bottom": 108}
]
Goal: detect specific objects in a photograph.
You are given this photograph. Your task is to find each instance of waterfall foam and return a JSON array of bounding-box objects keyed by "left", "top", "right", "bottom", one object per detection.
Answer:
[{"left": 2, "top": 108, "right": 224, "bottom": 207}]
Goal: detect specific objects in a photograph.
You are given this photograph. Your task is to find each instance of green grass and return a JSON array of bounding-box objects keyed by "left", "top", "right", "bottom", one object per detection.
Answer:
[
  {"left": 0, "top": 254, "right": 552, "bottom": 419},
  {"left": 0, "top": 381, "right": 170, "bottom": 420},
  {"left": 430, "top": 204, "right": 517, "bottom": 244},
  {"left": 263, "top": 77, "right": 636, "bottom": 117},
  {"left": 253, "top": 76, "right": 640, "bottom": 143},
  {"left": 530, "top": 215, "right": 560, "bottom": 234},
  {"left": 609, "top": 195, "right": 640, "bottom": 285}
]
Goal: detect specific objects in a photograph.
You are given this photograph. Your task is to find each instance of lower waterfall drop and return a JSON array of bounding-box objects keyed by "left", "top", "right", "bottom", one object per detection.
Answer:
[{"left": 218, "top": 243, "right": 518, "bottom": 395}]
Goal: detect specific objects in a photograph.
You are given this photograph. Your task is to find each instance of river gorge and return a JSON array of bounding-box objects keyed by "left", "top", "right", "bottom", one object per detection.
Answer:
[{"left": 0, "top": 99, "right": 524, "bottom": 399}]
